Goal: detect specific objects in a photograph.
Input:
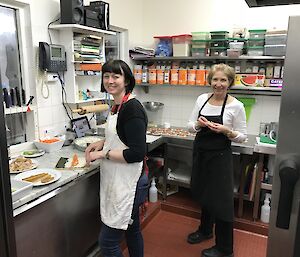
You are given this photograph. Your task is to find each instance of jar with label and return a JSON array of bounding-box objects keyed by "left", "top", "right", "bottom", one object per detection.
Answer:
[
  {"left": 156, "top": 68, "right": 164, "bottom": 84},
  {"left": 187, "top": 69, "right": 196, "bottom": 85},
  {"left": 178, "top": 67, "right": 187, "bottom": 85},
  {"left": 133, "top": 65, "right": 142, "bottom": 84},
  {"left": 252, "top": 62, "right": 259, "bottom": 73},
  {"left": 164, "top": 63, "right": 171, "bottom": 84},
  {"left": 196, "top": 66, "right": 206, "bottom": 86},
  {"left": 142, "top": 65, "right": 148, "bottom": 83},
  {"left": 234, "top": 61, "right": 241, "bottom": 73},
  {"left": 170, "top": 69, "right": 179, "bottom": 85},
  {"left": 266, "top": 64, "right": 274, "bottom": 79},
  {"left": 281, "top": 66, "right": 284, "bottom": 78},
  {"left": 259, "top": 65, "right": 266, "bottom": 75},
  {"left": 273, "top": 62, "right": 281, "bottom": 79},
  {"left": 245, "top": 62, "right": 252, "bottom": 73},
  {"left": 148, "top": 69, "right": 157, "bottom": 84}
]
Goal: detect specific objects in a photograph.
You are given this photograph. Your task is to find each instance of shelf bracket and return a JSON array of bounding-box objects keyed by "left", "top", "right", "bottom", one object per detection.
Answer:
[{"left": 142, "top": 86, "right": 149, "bottom": 94}]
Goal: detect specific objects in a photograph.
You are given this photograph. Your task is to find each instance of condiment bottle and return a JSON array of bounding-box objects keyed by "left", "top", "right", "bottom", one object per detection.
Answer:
[
  {"left": 260, "top": 195, "right": 271, "bottom": 223},
  {"left": 149, "top": 178, "right": 158, "bottom": 203}
]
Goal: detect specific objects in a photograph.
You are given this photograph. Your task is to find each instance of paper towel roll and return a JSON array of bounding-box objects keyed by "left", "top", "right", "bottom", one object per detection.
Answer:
[{"left": 72, "top": 104, "right": 109, "bottom": 115}]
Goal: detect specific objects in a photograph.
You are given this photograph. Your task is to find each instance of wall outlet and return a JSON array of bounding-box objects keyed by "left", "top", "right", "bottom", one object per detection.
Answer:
[{"left": 46, "top": 73, "right": 59, "bottom": 82}]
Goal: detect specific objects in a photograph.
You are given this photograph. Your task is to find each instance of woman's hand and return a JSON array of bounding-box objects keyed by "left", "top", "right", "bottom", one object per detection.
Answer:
[
  {"left": 85, "top": 140, "right": 104, "bottom": 165},
  {"left": 86, "top": 150, "right": 105, "bottom": 165},
  {"left": 207, "top": 122, "right": 230, "bottom": 134},
  {"left": 197, "top": 116, "right": 210, "bottom": 128}
]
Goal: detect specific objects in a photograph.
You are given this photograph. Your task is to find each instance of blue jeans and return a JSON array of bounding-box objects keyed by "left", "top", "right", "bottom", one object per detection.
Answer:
[{"left": 99, "top": 173, "right": 148, "bottom": 257}]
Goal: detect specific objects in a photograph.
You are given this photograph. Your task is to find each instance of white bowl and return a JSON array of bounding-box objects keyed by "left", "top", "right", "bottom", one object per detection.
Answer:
[{"left": 34, "top": 138, "right": 64, "bottom": 153}]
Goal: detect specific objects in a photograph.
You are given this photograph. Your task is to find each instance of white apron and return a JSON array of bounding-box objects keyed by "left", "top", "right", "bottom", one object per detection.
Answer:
[{"left": 100, "top": 110, "right": 143, "bottom": 230}]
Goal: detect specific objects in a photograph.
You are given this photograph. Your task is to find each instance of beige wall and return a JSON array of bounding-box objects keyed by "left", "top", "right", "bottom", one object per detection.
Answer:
[
  {"left": 5, "top": 0, "right": 300, "bottom": 136},
  {"left": 141, "top": 0, "right": 300, "bottom": 47},
  {"left": 85, "top": 0, "right": 144, "bottom": 48}
]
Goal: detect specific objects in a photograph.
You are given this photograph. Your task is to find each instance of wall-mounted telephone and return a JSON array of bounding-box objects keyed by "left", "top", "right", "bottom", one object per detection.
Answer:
[{"left": 39, "top": 42, "right": 67, "bottom": 72}]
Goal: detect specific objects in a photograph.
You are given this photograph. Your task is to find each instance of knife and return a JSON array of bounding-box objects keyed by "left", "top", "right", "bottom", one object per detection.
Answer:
[
  {"left": 3, "top": 88, "right": 12, "bottom": 108},
  {"left": 15, "top": 86, "right": 21, "bottom": 107},
  {"left": 22, "top": 88, "right": 26, "bottom": 105},
  {"left": 10, "top": 88, "right": 15, "bottom": 106}
]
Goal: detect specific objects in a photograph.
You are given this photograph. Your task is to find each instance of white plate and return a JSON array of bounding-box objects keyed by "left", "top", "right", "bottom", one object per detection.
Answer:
[
  {"left": 21, "top": 149, "right": 45, "bottom": 158},
  {"left": 14, "top": 169, "right": 61, "bottom": 186},
  {"left": 9, "top": 159, "right": 38, "bottom": 174}
]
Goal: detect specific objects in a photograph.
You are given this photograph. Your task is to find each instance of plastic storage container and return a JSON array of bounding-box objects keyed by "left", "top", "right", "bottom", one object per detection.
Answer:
[
  {"left": 192, "top": 40, "right": 209, "bottom": 48},
  {"left": 265, "top": 34, "right": 287, "bottom": 45},
  {"left": 172, "top": 34, "right": 192, "bottom": 57},
  {"left": 248, "top": 29, "right": 267, "bottom": 39},
  {"left": 248, "top": 38, "right": 265, "bottom": 47},
  {"left": 264, "top": 45, "right": 286, "bottom": 56},
  {"left": 191, "top": 47, "right": 207, "bottom": 57},
  {"left": 247, "top": 46, "right": 264, "bottom": 56},
  {"left": 210, "top": 31, "right": 229, "bottom": 39},
  {"left": 227, "top": 49, "right": 242, "bottom": 57},
  {"left": 154, "top": 36, "right": 173, "bottom": 57},
  {"left": 191, "top": 32, "right": 210, "bottom": 40},
  {"left": 210, "top": 47, "right": 227, "bottom": 56},
  {"left": 210, "top": 39, "right": 229, "bottom": 48},
  {"left": 229, "top": 41, "right": 244, "bottom": 49}
]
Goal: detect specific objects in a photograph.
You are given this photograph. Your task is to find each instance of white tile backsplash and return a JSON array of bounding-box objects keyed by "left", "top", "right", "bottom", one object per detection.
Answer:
[{"left": 135, "top": 86, "right": 281, "bottom": 135}]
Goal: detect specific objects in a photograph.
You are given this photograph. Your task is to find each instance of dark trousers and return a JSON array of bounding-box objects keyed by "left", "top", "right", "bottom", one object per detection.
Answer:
[
  {"left": 99, "top": 174, "right": 148, "bottom": 257},
  {"left": 99, "top": 209, "right": 143, "bottom": 257},
  {"left": 199, "top": 208, "right": 233, "bottom": 255}
]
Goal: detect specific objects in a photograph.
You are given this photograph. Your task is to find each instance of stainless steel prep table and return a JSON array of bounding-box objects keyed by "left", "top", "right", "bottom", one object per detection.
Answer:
[
  {"left": 12, "top": 146, "right": 101, "bottom": 257},
  {"left": 12, "top": 136, "right": 165, "bottom": 257},
  {"left": 156, "top": 133, "right": 275, "bottom": 221}
]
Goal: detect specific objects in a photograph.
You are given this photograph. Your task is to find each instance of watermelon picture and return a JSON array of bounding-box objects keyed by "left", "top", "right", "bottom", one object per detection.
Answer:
[{"left": 241, "top": 75, "right": 258, "bottom": 86}]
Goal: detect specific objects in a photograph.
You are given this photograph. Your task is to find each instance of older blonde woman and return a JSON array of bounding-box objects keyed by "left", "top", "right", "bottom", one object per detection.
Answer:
[{"left": 187, "top": 64, "right": 247, "bottom": 257}]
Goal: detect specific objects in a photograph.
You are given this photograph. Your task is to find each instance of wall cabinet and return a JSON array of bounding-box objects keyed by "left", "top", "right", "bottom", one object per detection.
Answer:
[
  {"left": 132, "top": 56, "right": 285, "bottom": 96},
  {"left": 49, "top": 24, "right": 115, "bottom": 103}
]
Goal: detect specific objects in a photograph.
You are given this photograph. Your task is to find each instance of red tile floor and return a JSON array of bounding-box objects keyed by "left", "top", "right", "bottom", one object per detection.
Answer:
[{"left": 124, "top": 210, "right": 267, "bottom": 257}]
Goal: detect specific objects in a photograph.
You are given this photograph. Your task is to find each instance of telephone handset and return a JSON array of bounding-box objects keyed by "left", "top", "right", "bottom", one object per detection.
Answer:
[{"left": 39, "top": 42, "right": 67, "bottom": 72}]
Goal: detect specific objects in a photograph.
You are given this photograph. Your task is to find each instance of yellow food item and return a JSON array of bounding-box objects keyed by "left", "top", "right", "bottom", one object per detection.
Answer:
[{"left": 22, "top": 173, "right": 48, "bottom": 183}]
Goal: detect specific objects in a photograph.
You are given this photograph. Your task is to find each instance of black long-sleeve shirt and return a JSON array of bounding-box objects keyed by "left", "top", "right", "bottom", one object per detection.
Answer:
[{"left": 115, "top": 98, "right": 148, "bottom": 163}]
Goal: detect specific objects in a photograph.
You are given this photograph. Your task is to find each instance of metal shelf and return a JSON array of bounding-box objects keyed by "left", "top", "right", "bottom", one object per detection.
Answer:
[
  {"left": 49, "top": 24, "right": 116, "bottom": 36},
  {"left": 137, "top": 83, "right": 282, "bottom": 96},
  {"left": 132, "top": 56, "right": 285, "bottom": 62}
]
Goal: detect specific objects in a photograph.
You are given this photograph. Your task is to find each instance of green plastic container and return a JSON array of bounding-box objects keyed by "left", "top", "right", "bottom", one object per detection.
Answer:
[{"left": 237, "top": 97, "right": 256, "bottom": 122}]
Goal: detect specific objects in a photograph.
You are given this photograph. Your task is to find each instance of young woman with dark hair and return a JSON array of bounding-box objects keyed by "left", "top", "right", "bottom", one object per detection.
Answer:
[{"left": 85, "top": 60, "right": 148, "bottom": 257}]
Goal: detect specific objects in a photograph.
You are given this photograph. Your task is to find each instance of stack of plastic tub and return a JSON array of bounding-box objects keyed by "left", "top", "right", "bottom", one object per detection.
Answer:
[
  {"left": 154, "top": 36, "right": 173, "bottom": 57},
  {"left": 227, "top": 38, "right": 245, "bottom": 57},
  {"left": 172, "top": 34, "right": 192, "bottom": 57},
  {"left": 191, "top": 32, "right": 210, "bottom": 57},
  {"left": 247, "top": 29, "right": 266, "bottom": 56},
  {"left": 264, "top": 30, "right": 287, "bottom": 56},
  {"left": 209, "top": 31, "right": 229, "bottom": 56}
]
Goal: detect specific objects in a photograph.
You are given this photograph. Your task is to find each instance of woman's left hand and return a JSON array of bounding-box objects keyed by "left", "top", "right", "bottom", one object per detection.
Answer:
[{"left": 207, "top": 122, "right": 228, "bottom": 134}]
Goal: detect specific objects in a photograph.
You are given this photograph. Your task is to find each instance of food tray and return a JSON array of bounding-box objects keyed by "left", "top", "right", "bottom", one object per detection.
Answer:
[
  {"left": 11, "top": 179, "right": 33, "bottom": 202},
  {"left": 73, "top": 136, "right": 104, "bottom": 152}
]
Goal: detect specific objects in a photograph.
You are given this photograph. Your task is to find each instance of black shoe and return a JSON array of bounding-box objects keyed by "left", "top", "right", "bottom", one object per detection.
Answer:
[
  {"left": 201, "top": 246, "right": 233, "bottom": 257},
  {"left": 187, "top": 230, "right": 213, "bottom": 244}
]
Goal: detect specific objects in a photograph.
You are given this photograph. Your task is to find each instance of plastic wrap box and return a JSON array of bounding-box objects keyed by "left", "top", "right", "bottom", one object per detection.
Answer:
[
  {"left": 265, "top": 34, "right": 287, "bottom": 45},
  {"left": 264, "top": 45, "right": 286, "bottom": 56}
]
